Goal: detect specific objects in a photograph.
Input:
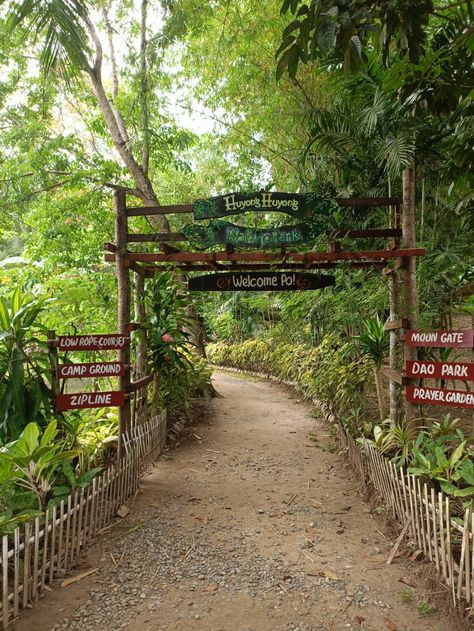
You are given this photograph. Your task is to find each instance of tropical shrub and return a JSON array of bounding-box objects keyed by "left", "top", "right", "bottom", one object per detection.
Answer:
[{"left": 0, "top": 286, "right": 52, "bottom": 443}]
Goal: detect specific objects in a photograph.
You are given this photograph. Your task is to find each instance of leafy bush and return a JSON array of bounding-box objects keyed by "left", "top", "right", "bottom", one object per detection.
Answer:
[
  {"left": 0, "top": 286, "right": 52, "bottom": 442},
  {"left": 207, "top": 335, "right": 373, "bottom": 418}
]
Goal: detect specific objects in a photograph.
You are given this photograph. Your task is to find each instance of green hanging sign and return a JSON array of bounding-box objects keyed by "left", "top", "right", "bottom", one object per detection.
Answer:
[
  {"left": 183, "top": 220, "right": 322, "bottom": 249},
  {"left": 193, "top": 191, "right": 338, "bottom": 220}
]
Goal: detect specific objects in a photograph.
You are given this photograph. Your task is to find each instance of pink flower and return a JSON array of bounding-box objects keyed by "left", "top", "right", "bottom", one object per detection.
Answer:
[{"left": 162, "top": 333, "right": 173, "bottom": 343}]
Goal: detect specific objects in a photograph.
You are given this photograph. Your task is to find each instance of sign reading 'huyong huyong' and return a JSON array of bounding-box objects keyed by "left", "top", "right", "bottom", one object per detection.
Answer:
[
  {"left": 193, "top": 192, "right": 338, "bottom": 220},
  {"left": 188, "top": 272, "right": 335, "bottom": 292}
]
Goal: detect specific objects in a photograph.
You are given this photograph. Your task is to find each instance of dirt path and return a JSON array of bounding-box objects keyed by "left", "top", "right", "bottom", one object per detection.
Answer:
[{"left": 16, "top": 371, "right": 462, "bottom": 631}]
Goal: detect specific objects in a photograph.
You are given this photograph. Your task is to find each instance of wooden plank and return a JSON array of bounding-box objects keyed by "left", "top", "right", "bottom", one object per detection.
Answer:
[
  {"left": 128, "top": 375, "right": 153, "bottom": 393},
  {"left": 457, "top": 509, "right": 469, "bottom": 602},
  {"left": 446, "top": 497, "right": 456, "bottom": 605},
  {"left": 49, "top": 505, "right": 57, "bottom": 583},
  {"left": 77, "top": 488, "right": 85, "bottom": 558},
  {"left": 382, "top": 367, "right": 407, "bottom": 385},
  {"left": 41, "top": 509, "right": 50, "bottom": 589},
  {"left": 22, "top": 522, "right": 31, "bottom": 608},
  {"left": 405, "top": 329, "right": 473, "bottom": 348},
  {"left": 32, "top": 517, "right": 40, "bottom": 600},
  {"left": 13, "top": 528, "right": 19, "bottom": 617},
  {"left": 431, "top": 488, "right": 440, "bottom": 572},
  {"left": 405, "top": 385, "right": 474, "bottom": 409},
  {"left": 423, "top": 484, "right": 433, "bottom": 562},
  {"left": 142, "top": 262, "right": 387, "bottom": 272},
  {"left": 2, "top": 536, "right": 8, "bottom": 629},
  {"left": 126, "top": 203, "right": 193, "bottom": 216},
  {"left": 117, "top": 247, "right": 426, "bottom": 264},
  {"left": 64, "top": 496, "right": 72, "bottom": 570},
  {"left": 405, "top": 360, "right": 474, "bottom": 381},
  {"left": 57, "top": 501, "right": 64, "bottom": 577},
  {"left": 127, "top": 232, "right": 185, "bottom": 242},
  {"left": 439, "top": 492, "right": 447, "bottom": 579},
  {"left": 384, "top": 318, "right": 409, "bottom": 331}
]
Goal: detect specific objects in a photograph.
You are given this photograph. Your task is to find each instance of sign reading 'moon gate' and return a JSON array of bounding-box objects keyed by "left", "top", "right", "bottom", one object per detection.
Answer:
[{"left": 188, "top": 272, "right": 335, "bottom": 292}]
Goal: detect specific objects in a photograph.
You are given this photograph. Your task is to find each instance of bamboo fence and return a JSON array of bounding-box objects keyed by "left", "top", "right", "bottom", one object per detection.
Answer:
[
  {"left": 0, "top": 412, "right": 167, "bottom": 629},
  {"left": 336, "top": 418, "right": 474, "bottom": 611}
]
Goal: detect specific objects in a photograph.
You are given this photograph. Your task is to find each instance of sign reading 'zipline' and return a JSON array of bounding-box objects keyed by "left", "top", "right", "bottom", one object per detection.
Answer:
[
  {"left": 56, "top": 391, "right": 125, "bottom": 412},
  {"left": 189, "top": 272, "right": 335, "bottom": 292},
  {"left": 193, "top": 191, "right": 338, "bottom": 220}
]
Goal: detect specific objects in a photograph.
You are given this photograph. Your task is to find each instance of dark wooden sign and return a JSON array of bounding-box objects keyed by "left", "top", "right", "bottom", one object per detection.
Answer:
[
  {"left": 405, "top": 385, "right": 474, "bottom": 409},
  {"left": 183, "top": 220, "right": 321, "bottom": 249},
  {"left": 193, "top": 191, "right": 337, "bottom": 220},
  {"left": 56, "top": 391, "right": 125, "bottom": 411},
  {"left": 405, "top": 360, "right": 474, "bottom": 381},
  {"left": 58, "top": 361, "right": 125, "bottom": 379},
  {"left": 404, "top": 329, "right": 473, "bottom": 348},
  {"left": 58, "top": 334, "right": 128, "bottom": 351},
  {"left": 189, "top": 272, "right": 335, "bottom": 292}
]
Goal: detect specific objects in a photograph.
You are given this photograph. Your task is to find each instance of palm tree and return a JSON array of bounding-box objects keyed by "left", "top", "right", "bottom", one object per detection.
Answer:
[{"left": 354, "top": 316, "right": 389, "bottom": 422}]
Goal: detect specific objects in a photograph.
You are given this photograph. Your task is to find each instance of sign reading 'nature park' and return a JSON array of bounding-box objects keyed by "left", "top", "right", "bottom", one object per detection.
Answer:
[
  {"left": 193, "top": 192, "right": 338, "bottom": 220},
  {"left": 189, "top": 272, "right": 335, "bottom": 292},
  {"left": 183, "top": 220, "right": 320, "bottom": 249}
]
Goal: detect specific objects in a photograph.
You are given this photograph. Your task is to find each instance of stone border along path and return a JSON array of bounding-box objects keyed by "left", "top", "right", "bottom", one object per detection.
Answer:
[{"left": 15, "top": 371, "right": 466, "bottom": 631}]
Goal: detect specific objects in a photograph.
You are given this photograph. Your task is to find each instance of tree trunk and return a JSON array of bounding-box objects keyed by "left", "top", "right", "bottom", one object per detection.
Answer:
[
  {"left": 402, "top": 167, "right": 419, "bottom": 422},
  {"left": 374, "top": 366, "right": 385, "bottom": 423}
]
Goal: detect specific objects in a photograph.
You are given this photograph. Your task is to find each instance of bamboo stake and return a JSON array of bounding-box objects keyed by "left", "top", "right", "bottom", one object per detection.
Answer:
[
  {"left": 77, "top": 488, "right": 85, "bottom": 558},
  {"left": 41, "top": 509, "right": 50, "bottom": 589},
  {"left": 431, "top": 488, "right": 440, "bottom": 572},
  {"left": 2, "top": 536, "right": 9, "bottom": 629},
  {"left": 445, "top": 497, "right": 456, "bottom": 606},
  {"left": 416, "top": 478, "right": 427, "bottom": 556},
  {"left": 13, "top": 528, "right": 19, "bottom": 617},
  {"left": 64, "top": 496, "right": 72, "bottom": 570},
  {"left": 439, "top": 492, "right": 447, "bottom": 580},
  {"left": 49, "top": 505, "right": 57, "bottom": 583},
  {"left": 32, "top": 517, "right": 40, "bottom": 601},
  {"left": 70, "top": 491, "right": 78, "bottom": 568},
  {"left": 58, "top": 501, "right": 64, "bottom": 576},
  {"left": 457, "top": 509, "right": 469, "bottom": 602},
  {"left": 423, "top": 484, "right": 432, "bottom": 562},
  {"left": 22, "top": 522, "right": 31, "bottom": 608}
]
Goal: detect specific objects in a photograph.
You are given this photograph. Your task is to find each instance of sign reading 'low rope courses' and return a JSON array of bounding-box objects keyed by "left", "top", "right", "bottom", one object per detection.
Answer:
[
  {"left": 189, "top": 272, "right": 335, "bottom": 292},
  {"left": 58, "top": 334, "right": 128, "bottom": 351}
]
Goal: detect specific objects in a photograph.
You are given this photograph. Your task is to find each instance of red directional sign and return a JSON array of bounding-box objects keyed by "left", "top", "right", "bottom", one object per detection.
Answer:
[
  {"left": 404, "top": 329, "right": 473, "bottom": 348},
  {"left": 405, "top": 385, "right": 474, "bottom": 409},
  {"left": 58, "top": 334, "right": 128, "bottom": 351},
  {"left": 405, "top": 360, "right": 474, "bottom": 381},
  {"left": 58, "top": 362, "right": 125, "bottom": 379},
  {"left": 56, "top": 391, "right": 125, "bottom": 411}
]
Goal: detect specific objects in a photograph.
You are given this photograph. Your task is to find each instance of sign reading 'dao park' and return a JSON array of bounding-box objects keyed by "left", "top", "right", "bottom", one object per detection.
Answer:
[
  {"left": 56, "top": 391, "right": 125, "bottom": 412},
  {"left": 193, "top": 192, "right": 338, "bottom": 220},
  {"left": 405, "top": 360, "right": 474, "bottom": 381},
  {"left": 404, "top": 329, "right": 473, "bottom": 348},
  {"left": 58, "top": 334, "right": 128, "bottom": 351},
  {"left": 58, "top": 361, "right": 125, "bottom": 379},
  {"left": 405, "top": 386, "right": 474, "bottom": 410},
  {"left": 183, "top": 220, "right": 319, "bottom": 249},
  {"left": 189, "top": 272, "right": 335, "bottom": 292}
]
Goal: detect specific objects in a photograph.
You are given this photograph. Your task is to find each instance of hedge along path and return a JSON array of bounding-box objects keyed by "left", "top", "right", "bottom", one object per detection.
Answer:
[{"left": 17, "top": 372, "right": 466, "bottom": 631}]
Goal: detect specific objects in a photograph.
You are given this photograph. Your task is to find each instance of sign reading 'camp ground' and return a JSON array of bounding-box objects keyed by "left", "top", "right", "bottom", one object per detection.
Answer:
[
  {"left": 188, "top": 272, "right": 335, "bottom": 292},
  {"left": 183, "top": 220, "right": 321, "bottom": 249},
  {"left": 193, "top": 192, "right": 338, "bottom": 220}
]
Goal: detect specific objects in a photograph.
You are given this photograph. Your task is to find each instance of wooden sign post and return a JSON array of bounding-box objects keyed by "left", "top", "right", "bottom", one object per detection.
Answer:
[{"left": 403, "top": 329, "right": 474, "bottom": 410}]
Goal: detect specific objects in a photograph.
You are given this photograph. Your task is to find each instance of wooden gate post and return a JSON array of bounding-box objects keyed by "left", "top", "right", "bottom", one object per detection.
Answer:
[
  {"left": 402, "top": 167, "right": 419, "bottom": 422},
  {"left": 115, "top": 189, "right": 131, "bottom": 458}
]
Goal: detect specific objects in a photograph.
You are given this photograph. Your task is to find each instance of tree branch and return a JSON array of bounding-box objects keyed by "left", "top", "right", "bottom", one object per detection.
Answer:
[
  {"left": 140, "top": 0, "right": 150, "bottom": 174},
  {"left": 101, "top": 1, "right": 119, "bottom": 100}
]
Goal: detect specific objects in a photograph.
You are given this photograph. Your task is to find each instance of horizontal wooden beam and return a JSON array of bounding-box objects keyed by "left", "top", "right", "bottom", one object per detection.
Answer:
[
  {"left": 141, "top": 261, "right": 387, "bottom": 273},
  {"left": 125, "top": 227, "right": 402, "bottom": 244},
  {"left": 127, "top": 375, "right": 153, "bottom": 393},
  {"left": 384, "top": 318, "right": 410, "bottom": 331},
  {"left": 127, "top": 204, "right": 193, "bottom": 216},
  {"left": 382, "top": 368, "right": 409, "bottom": 386},
  {"left": 128, "top": 233, "right": 185, "bottom": 242},
  {"left": 105, "top": 247, "right": 425, "bottom": 264}
]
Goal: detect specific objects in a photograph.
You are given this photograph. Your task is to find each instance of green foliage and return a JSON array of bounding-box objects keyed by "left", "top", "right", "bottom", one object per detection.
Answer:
[
  {"left": 207, "top": 334, "right": 373, "bottom": 418},
  {"left": 0, "top": 285, "right": 52, "bottom": 442},
  {"left": 353, "top": 316, "right": 388, "bottom": 369},
  {"left": 0, "top": 420, "right": 79, "bottom": 511},
  {"left": 158, "top": 353, "right": 212, "bottom": 412}
]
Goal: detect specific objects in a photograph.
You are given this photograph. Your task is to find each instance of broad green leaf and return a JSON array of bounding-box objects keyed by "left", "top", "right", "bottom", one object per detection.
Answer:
[
  {"left": 21, "top": 423, "right": 40, "bottom": 453},
  {"left": 40, "top": 420, "right": 58, "bottom": 447},
  {"left": 449, "top": 440, "right": 465, "bottom": 468},
  {"left": 0, "top": 298, "right": 10, "bottom": 330}
]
